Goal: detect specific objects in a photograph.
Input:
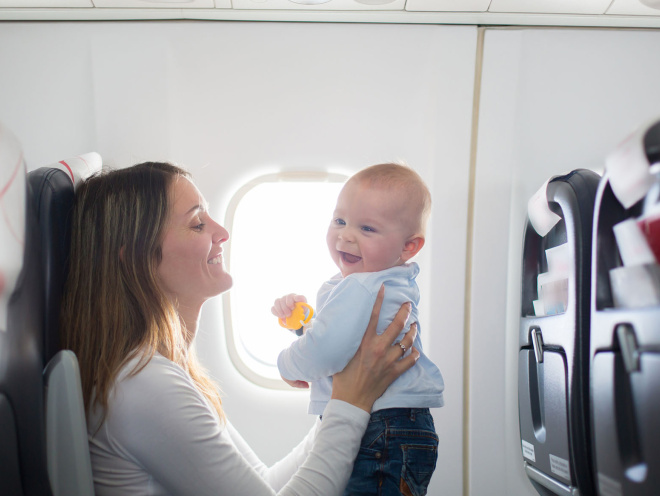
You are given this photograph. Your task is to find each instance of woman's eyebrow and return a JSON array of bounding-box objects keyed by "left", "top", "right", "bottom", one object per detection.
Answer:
[{"left": 185, "top": 204, "right": 207, "bottom": 216}]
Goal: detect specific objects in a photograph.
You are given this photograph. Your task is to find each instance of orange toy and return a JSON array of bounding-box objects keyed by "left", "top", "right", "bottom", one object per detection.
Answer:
[{"left": 278, "top": 301, "right": 314, "bottom": 336}]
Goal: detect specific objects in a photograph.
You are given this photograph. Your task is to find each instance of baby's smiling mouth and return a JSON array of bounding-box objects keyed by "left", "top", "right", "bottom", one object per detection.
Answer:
[{"left": 340, "top": 251, "right": 362, "bottom": 264}]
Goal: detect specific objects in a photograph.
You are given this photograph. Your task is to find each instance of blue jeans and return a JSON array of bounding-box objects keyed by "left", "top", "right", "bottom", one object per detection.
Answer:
[{"left": 342, "top": 408, "right": 439, "bottom": 496}]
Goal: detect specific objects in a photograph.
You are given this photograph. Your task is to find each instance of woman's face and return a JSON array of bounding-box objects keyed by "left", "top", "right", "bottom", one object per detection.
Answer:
[{"left": 157, "top": 176, "right": 232, "bottom": 307}]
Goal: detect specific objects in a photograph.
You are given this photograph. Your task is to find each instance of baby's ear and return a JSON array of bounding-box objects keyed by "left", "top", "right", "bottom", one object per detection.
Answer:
[{"left": 401, "top": 236, "right": 425, "bottom": 262}]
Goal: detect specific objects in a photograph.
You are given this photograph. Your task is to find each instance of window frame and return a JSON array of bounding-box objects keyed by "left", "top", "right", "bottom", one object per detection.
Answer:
[{"left": 222, "top": 171, "right": 348, "bottom": 389}]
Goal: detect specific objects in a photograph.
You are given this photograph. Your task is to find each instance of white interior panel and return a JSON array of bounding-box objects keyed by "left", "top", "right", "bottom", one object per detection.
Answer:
[
  {"left": 0, "top": 21, "right": 475, "bottom": 496},
  {"left": 405, "top": 0, "right": 491, "bottom": 12},
  {"left": 472, "top": 27, "right": 660, "bottom": 496},
  {"left": 92, "top": 0, "right": 216, "bottom": 7},
  {"left": 489, "top": 0, "right": 610, "bottom": 14},
  {"left": 232, "top": 0, "right": 405, "bottom": 10},
  {"left": 0, "top": 0, "right": 91, "bottom": 5},
  {"left": 607, "top": 0, "right": 660, "bottom": 15}
]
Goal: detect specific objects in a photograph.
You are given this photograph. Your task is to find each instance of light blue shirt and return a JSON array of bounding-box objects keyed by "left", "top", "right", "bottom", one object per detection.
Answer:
[{"left": 277, "top": 262, "right": 445, "bottom": 415}]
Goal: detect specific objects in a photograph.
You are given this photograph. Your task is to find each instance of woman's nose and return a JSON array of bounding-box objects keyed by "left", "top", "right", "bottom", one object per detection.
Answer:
[{"left": 212, "top": 222, "right": 229, "bottom": 244}]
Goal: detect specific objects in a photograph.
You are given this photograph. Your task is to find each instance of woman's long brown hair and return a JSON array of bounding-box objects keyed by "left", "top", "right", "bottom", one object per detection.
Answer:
[{"left": 61, "top": 162, "right": 224, "bottom": 426}]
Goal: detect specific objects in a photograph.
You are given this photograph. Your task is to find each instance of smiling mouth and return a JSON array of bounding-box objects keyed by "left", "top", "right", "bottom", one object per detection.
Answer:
[
  {"left": 208, "top": 255, "right": 223, "bottom": 265},
  {"left": 340, "top": 251, "right": 362, "bottom": 264}
]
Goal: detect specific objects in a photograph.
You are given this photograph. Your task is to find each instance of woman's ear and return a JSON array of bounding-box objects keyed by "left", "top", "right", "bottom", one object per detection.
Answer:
[{"left": 401, "top": 236, "right": 425, "bottom": 262}]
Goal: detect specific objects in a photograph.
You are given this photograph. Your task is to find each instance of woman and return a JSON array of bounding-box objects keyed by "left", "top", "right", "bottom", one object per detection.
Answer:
[{"left": 61, "top": 162, "right": 420, "bottom": 495}]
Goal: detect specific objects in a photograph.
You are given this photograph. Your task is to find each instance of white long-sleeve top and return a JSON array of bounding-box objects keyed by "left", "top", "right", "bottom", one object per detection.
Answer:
[
  {"left": 277, "top": 263, "right": 444, "bottom": 415},
  {"left": 87, "top": 354, "right": 369, "bottom": 496}
]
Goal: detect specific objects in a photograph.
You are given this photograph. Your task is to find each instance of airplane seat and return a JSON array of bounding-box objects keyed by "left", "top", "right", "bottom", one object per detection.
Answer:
[
  {"left": 519, "top": 168, "right": 601, "bottom": 496},
  {"left": 590, "top": 117, "right": 660, "bottom": 496},
  {"left": 28, "top": 153, "right": 101, "bottom": 366},
  {"left": 29, "top": 153, "right": 102, "bottom": 496},
  {"left": 0, "top": 118, "right": 101, "bottom": 496},
  {"left": 0, "top": 121, "right": 52, "bottom": 496}
]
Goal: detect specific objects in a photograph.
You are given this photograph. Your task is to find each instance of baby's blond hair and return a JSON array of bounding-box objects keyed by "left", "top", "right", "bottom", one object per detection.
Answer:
[{"left": 349, "top": 162, "right": 431, "bottom": 236}]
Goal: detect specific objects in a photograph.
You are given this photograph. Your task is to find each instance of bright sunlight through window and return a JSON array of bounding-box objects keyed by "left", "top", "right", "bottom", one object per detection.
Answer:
[{"left": 223, "top": 172, "right": 347, "bottom": 389}]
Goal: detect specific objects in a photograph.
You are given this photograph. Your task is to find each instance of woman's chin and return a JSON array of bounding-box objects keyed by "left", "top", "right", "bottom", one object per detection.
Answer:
[{"left": 217, "top": 274, "right": 233, "bottom": 294}]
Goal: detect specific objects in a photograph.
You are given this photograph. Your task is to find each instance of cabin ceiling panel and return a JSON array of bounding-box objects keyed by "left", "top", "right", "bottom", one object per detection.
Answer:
[
  {"left": 0, "top": 0, "right": 92, "bottom": 6},
  {"left": 405, "top": 0, "right": 491, "bottom": 12},
  {"left": 488, "top": 0, "right": 611, "bottom": 15},
  {"left": 232, "top": 0, "right": 405, "bottom": 10},
  {"left": 91, "top": 0, "right": 230, "bottom": 7},
  {"left": 0, "top": 0, "right": 660, "bottom": 26}
]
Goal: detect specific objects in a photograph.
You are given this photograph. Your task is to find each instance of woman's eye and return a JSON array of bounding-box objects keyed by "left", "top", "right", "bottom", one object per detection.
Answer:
[{"left": 192, "top": 223, "right": 206, "bottom": 231}]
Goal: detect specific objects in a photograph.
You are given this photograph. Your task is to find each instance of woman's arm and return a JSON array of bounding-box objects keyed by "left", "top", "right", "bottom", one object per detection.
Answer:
[
  {"left": 104, "top": 358, "right": 369, "bottom": 496},
  {"left": 225, "top": 418, "right": 318, "bottom": 492},
  {"left": 100, "top": 288, "right": 417, "bottom": 495}
]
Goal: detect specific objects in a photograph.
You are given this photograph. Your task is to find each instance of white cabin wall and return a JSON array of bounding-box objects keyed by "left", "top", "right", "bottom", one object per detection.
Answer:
[
  {"left": 0, "top": 21, "right": 476, "bottom": 496},
  {"left": 471, "top": 27, "right": 660, "bottom": 496}
]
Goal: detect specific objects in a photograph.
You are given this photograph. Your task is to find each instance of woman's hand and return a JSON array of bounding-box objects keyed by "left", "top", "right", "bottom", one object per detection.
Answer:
[{"left": 331, "top": 285, "right": 420, "bottom": 412}]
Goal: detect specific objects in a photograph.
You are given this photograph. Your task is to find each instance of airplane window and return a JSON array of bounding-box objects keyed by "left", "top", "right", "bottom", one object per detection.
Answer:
[{"left": 223, "top": 172, "right": 346, "bottom": 389}]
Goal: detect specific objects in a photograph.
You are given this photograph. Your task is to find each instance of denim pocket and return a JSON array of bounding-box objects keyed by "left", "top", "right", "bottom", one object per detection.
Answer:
[
  {"left": 399, "top": 436, "right": 438, "bottom": 496},
  {"left": 345, "top": 410, "right": 439, "bottom": 496}
]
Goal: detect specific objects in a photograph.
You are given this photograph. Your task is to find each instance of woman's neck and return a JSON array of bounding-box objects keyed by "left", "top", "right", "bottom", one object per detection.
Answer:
[{"left": 176, "top": 301, "right": 203, "bottom": 345}]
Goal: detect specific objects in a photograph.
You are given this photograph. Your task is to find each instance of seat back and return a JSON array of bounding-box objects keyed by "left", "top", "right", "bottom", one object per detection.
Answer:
[
  {"left": 44, "top": 350, "right": 95, "bottom": 496},
  {"left": 0, "top": 118, "right": 101, "bottom": 496},
  {"left": 0, "top": 121, "right": 51, "bottom": 496},
  {"left": 31, "top": 154, "right": 101, "bottom": 496},
  {"left": 519, "top": 169, "right": 600, "bottom": 496},
  {"left": 590, "top": 117, "right": 660, "bottom": 496}
]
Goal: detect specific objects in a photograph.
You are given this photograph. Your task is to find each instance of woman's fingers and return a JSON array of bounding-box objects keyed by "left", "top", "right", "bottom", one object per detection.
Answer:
[
  {"left": 392, "top": 345, "right": 420, "bottom": 379},
  {"left": 388, "top": 322, "right": 420, "bottom": 374},
  {"left": 331, "top": 289, "right": 419, "bottom": 412},
  {"left": 381, "top": 295, "right": 412, "bottom": 344},
  {"left": 365, "top": 285, "right": 385, "bottom": 339},
  {"left": 392, "top": 321, "right": 418, "bottom": 356}
]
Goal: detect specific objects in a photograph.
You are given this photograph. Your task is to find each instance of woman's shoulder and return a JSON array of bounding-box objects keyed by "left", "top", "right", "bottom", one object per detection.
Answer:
[
  {"left": 118, "top": 353, "right": 188, "bottom": 385},
  {"left": 98, "top": 353, "right": 221, "bottom": 441},
  {"left": 110, "top": 354, "right": 204, "bottom": 417}
]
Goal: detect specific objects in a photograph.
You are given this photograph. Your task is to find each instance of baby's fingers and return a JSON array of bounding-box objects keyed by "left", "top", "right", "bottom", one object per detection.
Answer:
[
  {"left": 271, "top": 294, "right": 307, "bottom": 318},
  {"left": 284, "top": 293, "right": 307, "bottom": 309}
]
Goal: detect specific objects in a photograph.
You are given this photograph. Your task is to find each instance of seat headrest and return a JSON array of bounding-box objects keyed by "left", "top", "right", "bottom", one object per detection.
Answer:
[
  {"left": 28, "top": 152, "right": 102, "bottom": 365},
  {"left": 48, "top": 152, "right": 102, "bottom": 190},
  {"left": 606, "top": 116, "right": 660, "bottom": 209},
  {"left": 0, "top": 122, "right": 27, "bottom": 332}
]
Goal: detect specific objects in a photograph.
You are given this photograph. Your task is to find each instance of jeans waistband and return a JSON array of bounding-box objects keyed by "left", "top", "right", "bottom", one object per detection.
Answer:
[
  {"left": 319, "top": 407, "right": 430, "bottom": 422},
  {"left": 368, "top": 407, "right": 430, "bottom": 421}
]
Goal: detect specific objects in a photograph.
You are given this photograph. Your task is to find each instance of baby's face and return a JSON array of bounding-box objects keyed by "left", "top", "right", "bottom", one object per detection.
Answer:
[{"left": 326, "top": 180, "right": 413, "bottom": 277}]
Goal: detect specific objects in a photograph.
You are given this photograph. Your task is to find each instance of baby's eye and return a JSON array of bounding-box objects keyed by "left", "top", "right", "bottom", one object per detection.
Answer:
[
  {"left": 334, "top": 218, "right": 346, "bottom": 226},
  {"left": 361, "top": 225, "right": 376, "bottom": 233}
]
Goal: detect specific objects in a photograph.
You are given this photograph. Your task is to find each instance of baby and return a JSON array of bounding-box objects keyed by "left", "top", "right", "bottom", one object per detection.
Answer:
[{"left": 272, "top": 162, "right": 444, "bottom": 496}]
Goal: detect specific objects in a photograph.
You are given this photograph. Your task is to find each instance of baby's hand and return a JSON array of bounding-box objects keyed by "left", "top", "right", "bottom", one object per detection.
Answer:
[
  {"left": 271, "top": 294, "right": 307, "bottom": 320},
  {"left": 281, "top": 375, "right": 309, "bottom": 389}
]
